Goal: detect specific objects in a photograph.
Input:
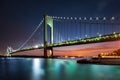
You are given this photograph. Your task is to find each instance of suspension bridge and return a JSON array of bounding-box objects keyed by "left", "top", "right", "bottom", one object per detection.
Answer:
[{"left": 6, "top": 15, "right": 120, "bottom": 57}]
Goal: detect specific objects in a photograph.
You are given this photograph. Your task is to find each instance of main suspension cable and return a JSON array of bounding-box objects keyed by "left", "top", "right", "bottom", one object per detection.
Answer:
[{"left": 18, "top": 18, "right": 44, "bottom": 50}]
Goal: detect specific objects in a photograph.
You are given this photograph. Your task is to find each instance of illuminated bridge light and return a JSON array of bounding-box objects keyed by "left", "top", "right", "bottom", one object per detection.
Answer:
[
  {"left": 90, "top": 17, "right": 92, "bottom": 20},
  {"left": 74, "top": 17, "right": 77, "bottom": 20},
  {"left": 99, "top": 34, "right": 101, "bottom": 37},
  {"left": 84, "top": 17, "right": 87, "bottom": 20},
  {"left": 118, "top": 34, "right": 120, "bottom": 36},
  {"left": 113, "top": 32, "right": 116, "bottom": 34},
  {"left": 54, "top": 16, "right": 57, "bottom": 18},
  {"left": 96, "top": 37, "right": 100, "bottom": 40},
  {"left": 111, "top": 17, "right": 115, "bottom": 20},
  {"left": 70, "top": 17, "right": 73, "bottom": 20},
  {"left": 79, "top": 17, "right": 82, "bottom": 20},
  {"left": 81, "top": 40, "right": 86, "bottom": 42},
  {"left": 67, "top": 17, "right": 69, "bottom": 19},
  {"left": 85, "top": 35, "right": 88, "bottom": 38},
  {"left": 106, "top": 36, "right": 109, "bottom": 38},
  {"left": 114, "top": 35, "right": 117, "bottom": 38},
  {"left": 96, "top": 17, "right": 99, "bottom": 20},
  {"left": 103, "top": 17, "right": 106, "bottom": 20}
]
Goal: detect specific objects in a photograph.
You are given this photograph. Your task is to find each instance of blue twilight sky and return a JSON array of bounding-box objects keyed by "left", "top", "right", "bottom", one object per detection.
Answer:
[{"left": 0, "top": 0, "right": 120, "bottom": 54}]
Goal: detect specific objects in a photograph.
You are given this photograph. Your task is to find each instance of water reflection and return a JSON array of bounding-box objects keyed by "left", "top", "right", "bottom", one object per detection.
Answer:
[
  {"left": 0, "top": 58, "right": 120, "bottom": 80},
  {"left": 90, "top": 65, "right": 120, "bottom": 80},
  {"left": 32, "top": 58, "right": 44, "bottom": 80}
]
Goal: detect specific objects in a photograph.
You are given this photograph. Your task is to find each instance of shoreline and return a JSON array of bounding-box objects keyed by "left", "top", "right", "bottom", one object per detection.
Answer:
[{"left": 77, "top": 57, "right": 120, "bottom": 65}]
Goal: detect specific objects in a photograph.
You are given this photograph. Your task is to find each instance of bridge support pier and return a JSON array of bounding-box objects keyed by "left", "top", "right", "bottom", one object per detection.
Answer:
[
  {"left": 44, "top": 46, "right": 53, "bottom": 58},
  {"left": 43, "top": 15, "right": 54, "bottom": 58}
]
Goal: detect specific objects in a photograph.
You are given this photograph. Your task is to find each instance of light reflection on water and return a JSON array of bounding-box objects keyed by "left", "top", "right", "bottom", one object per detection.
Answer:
[
  {"left": 0, "top": 58, "right": 120, "bottom": 80},
  {"left": 32, "top": 58, "right": 44, "bottom": 80}
]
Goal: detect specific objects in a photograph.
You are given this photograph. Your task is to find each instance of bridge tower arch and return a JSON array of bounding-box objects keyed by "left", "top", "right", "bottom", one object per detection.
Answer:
[{"left": 44, "top": 15, "right": 53, "bottom": 57}]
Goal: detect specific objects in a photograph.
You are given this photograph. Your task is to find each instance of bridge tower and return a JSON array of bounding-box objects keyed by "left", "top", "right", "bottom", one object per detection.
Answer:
[
  {"left": 44, "top": 15, "right": 53, "bottom": 57},
  {"left": 6, "top": 47, "right": 12, "bottom": 56}
]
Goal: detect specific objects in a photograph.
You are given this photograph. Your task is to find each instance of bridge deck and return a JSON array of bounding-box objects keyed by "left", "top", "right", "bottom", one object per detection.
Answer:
[{"left": 11, "top": 32, "right": 120, "bottom": 54}]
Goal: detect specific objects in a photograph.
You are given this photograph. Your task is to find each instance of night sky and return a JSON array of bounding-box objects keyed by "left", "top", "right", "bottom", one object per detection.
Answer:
[{"left": 0, "top": 0, "right": 120, "bottom": 54}]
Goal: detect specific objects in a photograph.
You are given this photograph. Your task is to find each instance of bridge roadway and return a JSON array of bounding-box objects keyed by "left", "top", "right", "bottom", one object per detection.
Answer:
[{"left": 11, "top": 32, "right": 120, "bottom": 54}]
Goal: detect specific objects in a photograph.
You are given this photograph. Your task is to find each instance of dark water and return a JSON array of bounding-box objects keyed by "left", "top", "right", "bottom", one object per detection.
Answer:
[{"left": 0, "top": 58, "right": 120, "bottom": 80}]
